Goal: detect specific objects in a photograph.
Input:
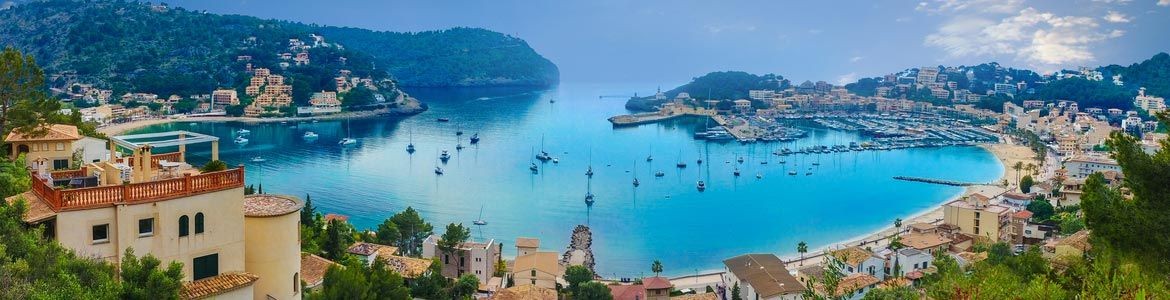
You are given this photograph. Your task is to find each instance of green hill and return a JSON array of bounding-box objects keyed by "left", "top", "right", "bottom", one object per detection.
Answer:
[{"left": 0, "top": 0, "right": 558, "bottom": 96}]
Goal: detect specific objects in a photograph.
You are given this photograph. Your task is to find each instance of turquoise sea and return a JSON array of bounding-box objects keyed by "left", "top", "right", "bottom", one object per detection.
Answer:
[{"left": 131, "top": 83, "right": 1002, "bottom": 277}]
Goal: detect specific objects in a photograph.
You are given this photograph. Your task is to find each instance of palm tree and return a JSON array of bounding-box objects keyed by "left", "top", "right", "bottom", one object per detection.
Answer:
[
  {"left": 797, "top": 241, "right": 808, "bottom": 266},
  {"left": 894, "top": 218, "right": 903, "bottom": 234},
  {"left": 1026, "top": 163, "right": 1038, "bottom": 175},
  {"left": 651, "top": 260, "right": 664, "bottom": 277},
  {"left": 1013, "top": 161, "right": 1024, "bottom": 185}
]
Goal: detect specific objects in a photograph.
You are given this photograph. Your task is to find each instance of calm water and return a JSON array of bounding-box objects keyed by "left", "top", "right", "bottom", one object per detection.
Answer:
[{"left": 132, "top": 83, "right": 1002, "bottom": 277}]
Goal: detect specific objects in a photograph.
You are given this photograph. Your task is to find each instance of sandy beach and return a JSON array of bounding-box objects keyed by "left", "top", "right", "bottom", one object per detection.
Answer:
[
  {"left": 781, "top": 141, "right": 1038, "bottom": 268},
  {"left": 97, "top": 108, "right": 421, "bottom": 136}
]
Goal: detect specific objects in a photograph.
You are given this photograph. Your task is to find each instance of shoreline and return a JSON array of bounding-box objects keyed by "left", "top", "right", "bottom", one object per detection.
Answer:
[
  {"left": 98, "top": 108, "right": 422, "bottom": 136},
  {"left": 779, "top": 141, "right": 1034, "bottom": 268}
]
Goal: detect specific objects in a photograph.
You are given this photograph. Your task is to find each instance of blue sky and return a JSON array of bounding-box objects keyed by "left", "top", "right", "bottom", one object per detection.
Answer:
[{"left": 159, "top": 0, "right": 1170, "bottom": 85}]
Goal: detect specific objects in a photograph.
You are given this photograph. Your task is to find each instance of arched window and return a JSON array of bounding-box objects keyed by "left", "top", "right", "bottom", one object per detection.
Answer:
[
  {"left": 194, "top": 213, "right": 205, "bottom": 234},
  {"left": 293, "top": 273, "right": 299, "bottom": 293},
  {"left": 179, "top": 215, "right": 189, "bottom": 237}
]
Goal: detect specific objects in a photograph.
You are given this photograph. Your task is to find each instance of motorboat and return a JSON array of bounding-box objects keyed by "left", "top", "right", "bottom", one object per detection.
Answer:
[
  {"left": 654, "top": 171, "right": 665, "bottom": 177},
  {"left": 552, "top": 158, "right": 559, "bottom": 164},
  {"left": 696, "top": 180, "right": 706, "bottom": 191},
  {"left": 469, "top": 133, "right": 480, "bottom": 144},
  {"left": 437, "top": 118, "right": 450, "bottom": 122},
  {"left": 235, "top": 136, "right": 249, "bottom": 144},
  {"left": 439, "top": 150, "right": 451, "bottom": 162},
  {"left": 237, "top": 129, "right": 250, "bottom": 135},
  {"left": 303, "top": 131, "right": 318, "bottom": 139},
  {"left": 434, "top": 167, "right": 444, "bottom": 175},
  {"left": 251, "top": 156, "right": 266, "bottom": 162},
  {"left": 338, "top": 138, "right": 357, "bottom": 145},
  {"left": 756, "top": 173, "right": 763, "bottom": 179},
  {"left": 733, "top": 168, "right": 741, "bottom": 177}
]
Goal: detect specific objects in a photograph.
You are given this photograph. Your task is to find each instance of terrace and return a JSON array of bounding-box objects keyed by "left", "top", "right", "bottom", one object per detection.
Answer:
[{"left": 20, "top": 131, "right": 245, "bottom": 212}]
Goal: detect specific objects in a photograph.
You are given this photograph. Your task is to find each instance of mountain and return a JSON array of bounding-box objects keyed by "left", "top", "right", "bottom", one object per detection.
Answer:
[
  {"left": 625, "top": 71, "right": 787, "bottom": 111},
  {"left": 0, "top": 0, "right": 558, "bottom": 97}
]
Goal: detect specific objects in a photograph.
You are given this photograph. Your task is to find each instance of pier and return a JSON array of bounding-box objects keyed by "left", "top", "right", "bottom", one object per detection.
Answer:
[
  {"left": 608, "top": 105, "right": 720, "bottom": 127},
  {"left": 892, "top": 176, "right": 989, "bottom": 187}
]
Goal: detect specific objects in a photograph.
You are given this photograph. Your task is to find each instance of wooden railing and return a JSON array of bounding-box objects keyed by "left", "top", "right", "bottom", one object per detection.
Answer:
[{"left": 30, "top": 168, "right": 245, "bottom": 212}]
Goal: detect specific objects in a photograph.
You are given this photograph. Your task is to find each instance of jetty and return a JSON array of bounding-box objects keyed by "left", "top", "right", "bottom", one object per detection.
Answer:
[
  {"left": 893, "top": 176, "right": 988, "bottom": 187},
  {"left": 608, "top": 104, "right": 720, "bottom": 127}
]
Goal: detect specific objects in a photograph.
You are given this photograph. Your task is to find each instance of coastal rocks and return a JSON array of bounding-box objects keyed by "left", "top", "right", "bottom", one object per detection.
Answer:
[{"left": 561, "top": 225, "right": 596, "bottom": 274}]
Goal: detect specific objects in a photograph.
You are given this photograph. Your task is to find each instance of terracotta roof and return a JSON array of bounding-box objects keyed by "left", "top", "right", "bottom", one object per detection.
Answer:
[
  {"left": 956, "top": 252, "right": 988, "bottom": 264},
  {"left": 347, "top": 242, "right": 397, "bottom": 256},
  {"left": 879, "top": 277, "right": 913, "bottom": 288},
  {"left": 1013, "top": 210, "right": 1034, "bottom": 219},
  {"left": 323, "top": 213, "right": 349, "bottom": 223},
  {"left": 1003, "top": 192, "right": 1033, "bottom": 200},
  {"left": 904, "top": 271, "right": 924, "bottom": 280},
  {"left": 722, "top": 254, "right": 806, "bottom": 297},
  {"left": 609, "top": 284, "right": 646, "bottom": 300},
  {"left": 829, "top": 246, "right": 876, "bottom": 266},
  {"left": 835, "top": 274, "right": 879, "bottom": 296},
  {"left": 180, "top": 272, "right": 259, "bottom": 300},
  {"left": 491, "top": 285, "right": 557, "bottom": 300},
  {"left": 901, "top": 232, "right": 952, "bottom": 250},
  {"left": 1056, "top": 230, "right": 1091, "bottom": 252},
  {"left": 796, "top": 264, "right": 826, "bottom": 282},
  {"left": 301, "top": 253, "right": 339, "bottom": 289},
  {"left": 672, "top": 293, "right": 719, "bottom": 300},
  {"left": 4, "top": 124, "right": 81, "bottom": 142},
  {"left": 513, "top": 252, "right": 563, "bottom": 277},
  {"left": 379, "top": 254, "right": 432, "bottom": 278},
  {"left": 242, "top": 194, "right": 303, "bottom": 217},
  {"left": 5, "top": 192, "right": 57, "bottom": 223},
  {"left": 908, "top": 222, "right": 936, "bottom": 231},
  {"left": 516, "top": 237, "right": 540, "bottom": 248},
  {"left": 643, "top": 276, "right": 672, "bottom": 290}
]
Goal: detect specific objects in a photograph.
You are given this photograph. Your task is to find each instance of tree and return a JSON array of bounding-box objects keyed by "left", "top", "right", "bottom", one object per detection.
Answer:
[
  {"left": 0, "top": 155, "right": 30, "bottom": 198},
  {"left": 1013, "top": 161, "right": 1024, "bottom": 184},
  {"left": 1026, "top": 197, "right": 1055, "bottom": 221},
  {"left": 342, "top": 86, "right": 375, "bottom": 107},
  {"left": 376, "top": 218, "right": 402, "bottom": 246},
  {"left": 200, "top": 160, "right": 228, "bottom": 172},
  {"left": 390, "top": 207, "right": 433, "bottom": 256},
  {"left": 651, "top": 260, "right": 663, "bottom": 277},
  {"left": 1020, "top": 175, "right": 1035, "bottom": 193},
  {"left": 860, "top": 286, "right": 918, "bottom": 300},
  {"left": 119, "top": 248, "right": 184, "bottom": 300},
  {"left": 301, "top": 194, "right": 317, "bottom": 227},
  {"left": 309, "top": 265, "right": 367, "bottom": 300},
  {"left": 0, "top": 47, "right": 46, "bottom": 142},
  {"left": 437, "top": 223, "right": 471, "bottom": 258},
  {"left": 563, "top": 265, "right": 593, "bottom": 294},
  {"left": 802, "top": 258, "right": 848, "bottom": 300},
  {"left": 797, "top": 241, "right": 809, "bottom": 266},
  {"left": 730, "top": 282, "right": 742, "bottom": 300},
  {"left": 322, "top": 218, "right": 353, "bottom": 260},
  {"left": 364, "top": 259, "right": 412, "bottom": 300},
  {"left": 575, "top": 282, "right": 614, "bottom": 300},
  {"left": 451, "top": 274, "right": 479, "bottom": 300},
  {"left": 0, "top": 199, "right": 123, "bottom": 299},
  {"left": 411, "top": 259, "right": 450, "bottom": 300}
]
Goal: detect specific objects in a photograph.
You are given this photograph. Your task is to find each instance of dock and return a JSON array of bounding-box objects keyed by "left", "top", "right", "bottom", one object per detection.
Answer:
[
  {"left": 608, "top": 105, "right": 719, "bottom": 127},
  {"left": 893, "top": 176, "right": 988, "bottom": 186}
]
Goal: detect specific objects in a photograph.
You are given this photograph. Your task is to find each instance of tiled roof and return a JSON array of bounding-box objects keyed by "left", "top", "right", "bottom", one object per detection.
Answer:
[
  {"left": 5, "top": 192, "right": 57, "bottom": 223},
  {"left": 642, "top": 276, "right": 672, "bottom": 290},
  {"left": 609, "top": 284, "right": 645, "bottom": 300},
  {"left": 901, "top": 232, "right": 952, "bottom": 250},
  {"left": 180, "top": 272, "right": 259, "bottom": 300},
  {"left": 829, "top": 246, "right": 875, "bottom": 266},
  {"left": 516, "top": 237, "right": 540, "bottom": 248},
  {"left": 513, "top": 252, "right": 562, "bottom": 276},
  {"left": 347, "top": 242, "right": 396, "bottom": 256},
  {"left": 1013, "top": 210, "right": 1034, "bottom": 219},
  {"left": 956, "top": 252, "right": 988, "bottom": 264},
  {"left": 1003, "top": 192, "right": 1033, "bottom": 200},
  {"left": 301, "top": 253, "right": 339, "bottom": 289},
  {"left": 722, "top": 254, "right": 806, "bottom": 298},
  {"left": 879, "top": 277, "right": 913, "bottom": 288},
  {"left": 835, "top": 274, "right": 879, "bottom": 296},
  {"left": 4, "top": 124, "right": 81, "bottom": 142},
  {"left": 1057, "top": 230, "right": 1091, "bottom": 252},
  {"left": 379, "top": 254, "right": 432, "bottom": 278},
  {"left": 323, "top": 213, "right": 349, "bottom": 223},
  {"left": 242, "top": 194, "right": 303, "bottom": 217},
  {"left": 672, "top": 293, "right": 719, "bottom": 300},
  {"left": 908, "top": 222, "right": 936, "bottom": 231},
  {"left": 491, "top": 285, "right": 557, "bottom": 300}
]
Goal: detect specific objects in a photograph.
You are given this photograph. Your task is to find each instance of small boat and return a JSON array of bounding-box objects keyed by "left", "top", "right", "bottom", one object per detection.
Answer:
[
  {"left": 760, "top": 161, "right": 768, "bottom": 165},
  {"left": 812, "top": 162, "right": 821, "bottom": 166},
  {"left": 778, "top": 160, "right": 786, "bottom": 164},
  {"left": 646, "top": 155, "right": 653, "bottom": 162},
  {"left": 697, "top": 158, "right": 703, "bottom": 165},
  {"left": 469, "top": 133, "right": 480, "bottom": 144},
  {"left": 434, "top": 167, "right": 444, "bottom": 175},
  {"left": 456, "top": 130, "right": 464, "bottom": 136},
  {"left": 439, "top": 150, "right": 451, "bottom": 162},
  {"left": 632, "top": 161, "right": 640, "bottom": 187},
  {"left": 251, "top": 156, "right": 266, "bottom": 162},
  {"left": 733, "top": 168, "right": 741, "bottom": 176},
  {"left": 303, "top": 131, "right": 319, "bottom": 139},
  {"left": 696, "top": 180, "right": 706, "bottom": 191},
  {"left": 654, "top": 171, "right": 665, "bottom": 177},
  {"left": 585, "top": 192, "right": 595, "bottom": 205},
  {"left": 633, "top": 178, "right": 640, "bottom": 187},
  {"left": 473, "top": 205, "right": 487, "bottom": 226},
  {"left": 756, "top": 173, "right": 763, "bottom": 179},
  {"left": 235, "top": 137, "right": 249, "bottom": 144},
  {"left": 552, "top": 158, "right": 559, "bottom": 164},
  {"left": 437, "top": 118, "right": 450, "bottom": 122},
  {"left": 789, "top": 170, "right": 798, "bottom": 175},
  {"left": 456, "top": 143, "right": 465, "bottom": 151},
  {"left": 806, "top": 171, "right": 813, "bottom": 176},
  {"left": 338, "top": 138, "right": 357, "bottom": 145},
  {"left": 407, "top": 144, "right": 415, "bottom": 153},
  {"left": 237, "top": 129, "right": 251, "bottom": 135},
  {"left": 530, "top": 163, "right": 539, "bottom": 173},
  {"left": 737, "top": 157, "right": 744, "bottom": 163},
  {"left": 676, "top": 162, "right": 687, "bottom": 168},
  {"left": 586, "top": 166, "right": 594, "bottom": 177},
  {"left": 536, "top": 151, "right": 552, "bottom": 162},
  {"left": 549, "top": 98, "right": 556, "bottom": 103}
]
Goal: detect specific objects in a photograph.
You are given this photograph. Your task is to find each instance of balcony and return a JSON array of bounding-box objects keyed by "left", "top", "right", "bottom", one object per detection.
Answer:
[{"left": 29, "top": 168, "right": 245, "bottom": 212}]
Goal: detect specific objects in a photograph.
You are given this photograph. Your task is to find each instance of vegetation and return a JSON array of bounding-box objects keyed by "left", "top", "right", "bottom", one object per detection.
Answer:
[
  {"left": 0, "top": 199, "right": 183, "bottom": 298},
  {"left": 1025, "top": 196, "right": 1055, "bottom": 221},
  {"left": 575, "top": 281, "right": 615, "bottom": 300},
  {"left": 199, "top": 160, "right": 228, "bottom": 173},
  {"left": 564, "top": 265, "right": 595, "bottom": 296},
  {"left": 0, "top": 47, "right": 101, "bottom": 147},
  {"left": 1025, "top": 77, "right": 1134, "bottom": 110},
  {"left": 1020, "top": 174, "right": 1035, "bottom": 193},
  {"left": 650, "top": 260, "right": 663, "bottom": 276},
  {"left": 626, "top": 71, "right": 786, "bottom": 111},
  {"left": 307, "top": 258, "right": 411, "bottom": 300},
  {"left": 1099, "top": 52, "right": 1170, "bottom": 98}
]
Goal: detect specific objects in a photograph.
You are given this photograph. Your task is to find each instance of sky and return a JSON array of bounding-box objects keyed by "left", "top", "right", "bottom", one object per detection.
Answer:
[{"left": 152, "top": 0, "right": 1170, "bottom": 86}]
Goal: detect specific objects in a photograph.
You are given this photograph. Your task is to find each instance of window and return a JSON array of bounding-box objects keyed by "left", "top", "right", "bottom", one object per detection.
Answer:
[
  {"left": 179, "top": 215, "right": 190, "bottom": 237},
  {"left": 975, "top": 212, "right": 981, "bottom": 219},
  {"left": 974, "top": 227, "right": 980, "bottom": 235},
  {"left": 293, "top": 273, "right": 299, "bottom": 293},
  {"left": 194, "top": 213, "right": 205, "bottom": 234},
  {"left": 55, "top": 142, "right": 64, "bottom": 151},
  {"left": 923, "top": 261, "right": 929, "bottom": 268},
  {"left": 847, "top": 266, "right": 853, "bottom": 273},
  {"left": 193, "top": 254, "right": 219, "bottom": 280},
  {"left": 92, "top": 224, "right": 109, "bottom": 243},
  {"left": 444, "top": 255, "right": 449, "bottom": 264},
  {"left": 53, "top": 159, "right": 69, "bottom": 170},
  {"left": 531, "top": 279, "right": 536, "bottom": 285},
  {"left": 531, "top": 270, "right": 536, "bottom": 277},
  {"left": 138, "top": 218, "right": 154, "bottom": 237}
]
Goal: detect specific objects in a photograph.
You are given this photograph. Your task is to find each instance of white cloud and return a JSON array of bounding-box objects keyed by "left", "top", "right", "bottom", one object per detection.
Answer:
[
  {"left": 704, "top": 23, "right": 757, "bottom": 34},
  {"left": 836, "top": 72, "right": 859, "bottom": 85},
  {"left": 1104, "top": 11, "right": 1131, "bottom": 22},
  {"left": 807, "top": 29, "right": 823, "bottom": 35},
  {"left": 1091, "top": 0, "right": 1132, "bottom": 3},
  {"left": 1159, "top": 0, "right": 1170, "bottom": 6},
  {"left": 924, "top": 7, "right": 1124, "bottom": 67},
  {"left": 850, "top": 56, "right": 864, "bottom": 63},
  {"left": 895, "top": 17, "right": 913, "bottom": 22},
  {"left": 916, "top": 0, "right": 1023, "bottom": 14}
]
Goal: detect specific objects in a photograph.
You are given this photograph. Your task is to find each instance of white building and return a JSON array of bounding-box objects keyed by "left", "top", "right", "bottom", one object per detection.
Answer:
[
  {"left": 1063, "top": 155, "right": 1121, "bottom": 179},
  {"left": 1134, "top": 87, "right": 1166, "bottom": 114},
  {"left": 421, "top": 235, "right": 500, "bottom": 284},
  {"left": 722, "top": 254, "right": 805, "bottom": 300}
]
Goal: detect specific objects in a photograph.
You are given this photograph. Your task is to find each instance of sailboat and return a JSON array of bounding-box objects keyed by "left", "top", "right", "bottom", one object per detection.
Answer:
[
  {"left": 339, "top": 119, "right": 357, "bottom": 146},
  {"left": 733, "top": 167, "right": 741, "bottom": 177},
  {"left": 406, "top": 129, "right": 416, "bottom": 153},
  {"left": 585, "top": 177, "right": 595, "bottom": 205},
  {"left": 536, "top": 135, "right": 552, "bottom": 162},
  {"left": 439, "top": 150, "right": 451, "bottom": 163},
  {"left": 529, "top": 147, "right": 539, "bottom": 173},
  {"left": 675, "top": 150, "right": 687, "bottom": 168},
  {"left": 585, "top": 150, "right": 594, "bottom": 178},
  {"left": 632, "top": 161, "right": 640, "bottom": 187},
  {"left": 469, "top": 133, "right": 480, "bottom": 144},
  {"left": 434, "top": 166, "right": 444, "bottom": 175},
  {"left": 473, "top": 205, "right": 487, "bottom": 225},
  {"left": 646, "top": 145, "right": 653, "bottom": 162}
]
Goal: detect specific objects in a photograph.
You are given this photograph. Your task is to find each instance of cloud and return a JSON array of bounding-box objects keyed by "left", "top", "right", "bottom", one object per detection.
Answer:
[
  {"left": 916, "top": 0, "right": 1023, "bottom": 14},
  {"left": 704, "top": 23, "right": 757, "bottom": 34},
  {"left": 895, "top": 17, "right": 913, "bottom": 22},
  {"left": 924, "top": 7, "right": 1124, "bottom": 67},
  {"left": 1104, "top": 11, "right": 1131, "bottom": 22},
  {"left": 1091, "top": 0, "right": 1132, "bottom": 3},
  {"left": 0, "top": 1, "right": 13, "bottom": 10},
  {"left": 836, "top": 72, "right": 859, "bottom": 85},
  {"left": 850, "top": 56, "right": 864, "bottom": 63},
  {"left": 807, "top": 29, "right": 823, "bottom": 35},
  {"left": 1160, "top": 0, "right": 1170, "bottom": 6}
]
